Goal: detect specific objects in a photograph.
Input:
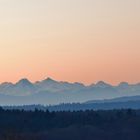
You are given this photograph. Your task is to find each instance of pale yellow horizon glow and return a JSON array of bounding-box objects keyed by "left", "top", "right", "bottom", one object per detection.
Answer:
[{"left": 0, "top": 0, "right": 140, "bottom": 85}]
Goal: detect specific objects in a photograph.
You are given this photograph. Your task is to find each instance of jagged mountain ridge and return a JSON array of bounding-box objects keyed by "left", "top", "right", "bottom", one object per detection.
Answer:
[{"left": 0, "top": 78, "right": 140, "bottom": 105}]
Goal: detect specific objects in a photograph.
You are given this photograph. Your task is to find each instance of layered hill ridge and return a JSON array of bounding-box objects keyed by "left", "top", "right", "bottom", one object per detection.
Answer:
[{"left": 0, "top": 77, "right": 140, "bottom": 105}]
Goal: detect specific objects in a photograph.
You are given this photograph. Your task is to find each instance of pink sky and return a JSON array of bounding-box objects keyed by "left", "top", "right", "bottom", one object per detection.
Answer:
[{"left": 0, "top": 0, "right": 140, "bottom": 84}]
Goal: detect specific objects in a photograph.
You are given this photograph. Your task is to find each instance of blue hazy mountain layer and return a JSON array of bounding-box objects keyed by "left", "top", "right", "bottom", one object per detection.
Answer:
[{"left": 0, "top": 78, "right": 140, "bottom": 105}]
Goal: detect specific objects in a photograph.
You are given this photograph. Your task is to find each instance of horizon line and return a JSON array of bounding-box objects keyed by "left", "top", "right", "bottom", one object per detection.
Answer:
[{"left": 0, "top": 77, "right": 140, "bottom": 87}]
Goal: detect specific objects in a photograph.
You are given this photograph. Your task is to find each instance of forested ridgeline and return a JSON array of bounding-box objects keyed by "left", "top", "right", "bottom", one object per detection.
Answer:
[
  {"left": 0, "top": 108, "right": 140, "bottom": 140},
  {"left": 4, "top": 100, "right": 140, "bottom": 112}
]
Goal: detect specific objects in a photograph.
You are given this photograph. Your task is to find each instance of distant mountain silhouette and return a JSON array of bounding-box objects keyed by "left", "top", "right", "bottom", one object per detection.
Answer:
[
  {"left": 94, "top": 81, "right": 112, "bottom": 88},
  {"left": 0, "top": 77, "right": 140, "bottom": 105},
  {"left": 16, "top": 78, "right": 33, "bottom": 87}
]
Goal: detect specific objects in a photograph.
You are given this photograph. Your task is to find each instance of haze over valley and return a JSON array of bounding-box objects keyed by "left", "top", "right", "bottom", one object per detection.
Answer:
[{"left": 0, "top": 77, "right": 140, "bottom": 105}]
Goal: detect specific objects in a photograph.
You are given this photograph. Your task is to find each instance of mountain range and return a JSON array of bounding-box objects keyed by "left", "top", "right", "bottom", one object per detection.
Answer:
[{"left": 0, "top": 77, "right": 140, "bottom": 105}]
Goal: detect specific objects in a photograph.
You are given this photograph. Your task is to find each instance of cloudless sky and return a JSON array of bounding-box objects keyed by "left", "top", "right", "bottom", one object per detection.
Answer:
[{"left": 0, "top": 0, "right": 140, "bottom": 85}]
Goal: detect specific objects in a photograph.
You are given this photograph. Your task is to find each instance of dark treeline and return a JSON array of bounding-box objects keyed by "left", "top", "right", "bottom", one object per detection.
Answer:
[{"left": 0, "top": 108, "right": 140, "bottom": 140}]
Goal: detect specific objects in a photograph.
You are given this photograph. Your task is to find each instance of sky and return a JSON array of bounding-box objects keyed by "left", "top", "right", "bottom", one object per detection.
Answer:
[{"left": 0, "top": 0, "right": 140, "bottom": 85}]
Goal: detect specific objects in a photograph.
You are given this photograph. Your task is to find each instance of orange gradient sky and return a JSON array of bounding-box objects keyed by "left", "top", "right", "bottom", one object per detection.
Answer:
[{"left": 0, "top": 0, "right": 140, "bottom": 85}]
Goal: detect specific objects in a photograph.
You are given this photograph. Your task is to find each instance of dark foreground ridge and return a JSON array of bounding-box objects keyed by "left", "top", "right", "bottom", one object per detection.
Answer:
[{"left": 0, "top": 108, "right": 140, "bottom": 140}]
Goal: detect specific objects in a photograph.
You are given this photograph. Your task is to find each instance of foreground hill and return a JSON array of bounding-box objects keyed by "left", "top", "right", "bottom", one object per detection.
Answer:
[{"left": 0, "top": 108, "right": 139, "bottom": 140}]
